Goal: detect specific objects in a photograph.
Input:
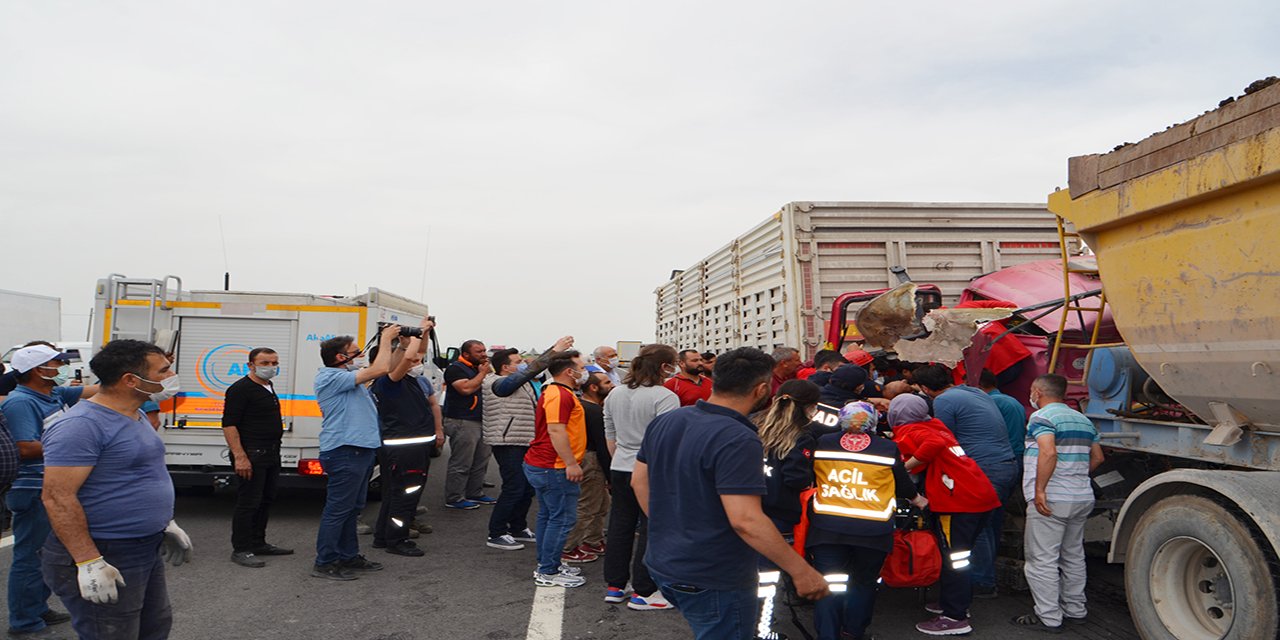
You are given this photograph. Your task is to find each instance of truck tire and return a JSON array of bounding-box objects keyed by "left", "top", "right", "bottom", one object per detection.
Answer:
[{"left": 1125, "top": 495, "right": 1278, "bottom": 640}]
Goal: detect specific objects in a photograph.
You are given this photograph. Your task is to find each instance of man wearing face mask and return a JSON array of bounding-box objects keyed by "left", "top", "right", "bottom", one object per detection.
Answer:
[
  {"left": 591, "top": 346, "right": 623, "bottom": 387},
  {"left": 40, "top": 339, "right": 190, "bottom": 640},
  {"left": 369, "top": 318, "right": 439, "bottom": 557},
  {"left": 631, "top": 347, "right": 831, "bottom": 639},
  {"left": 481, "top": 338, "right": 574, "bottom": 551},
  {"left": 312, "top": 324, "right": 402, "bottom": 581},
  {"left": 1, "top": 344, "right": 99, "bottom": 637},
  {"left": 523, "top": 350, "right": 592, "bottom": 588},
  {"left": 221, "top": 347, "right": 290, "bottom": 569}
]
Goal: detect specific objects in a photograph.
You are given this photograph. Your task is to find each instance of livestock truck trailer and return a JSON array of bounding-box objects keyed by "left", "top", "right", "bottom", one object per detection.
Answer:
[{"left": 654, "top": 201, "right": 1065, "bottom": 358}]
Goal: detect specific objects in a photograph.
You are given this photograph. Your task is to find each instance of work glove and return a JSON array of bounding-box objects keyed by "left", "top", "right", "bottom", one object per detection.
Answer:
[
  {"left": 160, "top": 520, "right": 192, "bottom": 567},
  {"left": 77, "top": 556, "right": 126, "bottom": 604}
]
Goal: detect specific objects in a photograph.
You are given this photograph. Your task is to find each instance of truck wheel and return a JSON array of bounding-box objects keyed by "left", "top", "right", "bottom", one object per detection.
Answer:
[{"left": 1125, "top": 495, "right": 1278, "bottom": 640}]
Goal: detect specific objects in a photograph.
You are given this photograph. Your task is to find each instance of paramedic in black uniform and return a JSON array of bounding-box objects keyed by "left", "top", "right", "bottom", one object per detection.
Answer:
[{"left": 370, "top": 318, "right": 438, "bottom": 557}]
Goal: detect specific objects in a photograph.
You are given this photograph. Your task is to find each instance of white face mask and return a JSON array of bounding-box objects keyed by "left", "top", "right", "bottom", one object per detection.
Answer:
[
  {"left": 407, "top": 364, "right": 425, "bottom": 378},
  {"left": 346, "top": 356, "right": 368, "bottom": 371},
  {"left": 607, "top": 357, "right": 620, "bottom": 368},
  {"left": 254, "top": 366, "right": 278, "bottom": 381},
  {"left": 135, "top": 375, "right": 181, "bottom": 403},
  {"left": 575, "top": 369, "right": 590, "bottom": 386}
]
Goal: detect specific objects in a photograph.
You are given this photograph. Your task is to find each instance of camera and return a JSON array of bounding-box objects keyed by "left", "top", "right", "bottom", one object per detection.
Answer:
[{"left": 399, "top": 326, "right": 425, "bottom": 338}]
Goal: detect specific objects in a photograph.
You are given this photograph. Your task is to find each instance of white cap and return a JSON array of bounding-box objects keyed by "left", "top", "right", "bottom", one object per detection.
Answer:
[{"left": 10, "top": 345, "right": 69, "bottom": 374}]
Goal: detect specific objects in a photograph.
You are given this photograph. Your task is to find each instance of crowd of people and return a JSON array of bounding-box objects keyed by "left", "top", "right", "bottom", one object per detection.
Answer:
[{"left": 0, "top": 321, "right": 1105, "bottom": 640}]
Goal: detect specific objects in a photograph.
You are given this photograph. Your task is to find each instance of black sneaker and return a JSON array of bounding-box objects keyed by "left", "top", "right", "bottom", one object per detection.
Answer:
[
  {"left": 39, "top": 611, "right": 71, "bottom": 626},
  {"left": 230, "top": 551, "right": 266, "bottom": 568},
  {"left": 340, "top": 554, "right": 384, "bottom": 572},
  {"left": 385, "top": 541, "right": 425, "bottom": 557},
  {"left": 973, "top": 584, "right": 998, "bottom": 599},
  {"left": 310, "top": 562, "right": 358, "bottom": 581},
  {"left": 252, "top": 543, "right": 294, "bottom": 556}
]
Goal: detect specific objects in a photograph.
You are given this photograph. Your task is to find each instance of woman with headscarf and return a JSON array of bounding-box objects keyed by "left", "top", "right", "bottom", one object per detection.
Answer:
[
  {"left": 887, "top": 394, "right": 1001, "bottom": 637},
  {"left": 751, "top": 379, "right": 821, "bottom": 640},
  {"left": 806, "top": 401, "right": 927, "bottom": 640}
]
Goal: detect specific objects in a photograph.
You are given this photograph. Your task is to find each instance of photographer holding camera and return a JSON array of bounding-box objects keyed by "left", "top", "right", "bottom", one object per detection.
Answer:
[
  {"left": 369, "top": 317, "right": 439, "bottom": 557},
  {"left": 312, "top": 323, "right": 402, "bottom": 581}
]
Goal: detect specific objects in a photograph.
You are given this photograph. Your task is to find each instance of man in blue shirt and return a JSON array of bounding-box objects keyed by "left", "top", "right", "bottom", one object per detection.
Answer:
[
  {"left": 41, "top": 339, "right": 191, "bottom": 640},
  {"left": 969, "top": 369, "right": 1031, "bottom": 598},
  {"left": 312, "top": 324, "right": 402, "bottom": 581},
  {"left": 632, "top": 347, "right": 828, "bottom": 640},
  {"left": 913, "top": 364, "right": 1018, "bottom": 604},
  {"left": 1, "top": 344, "right": 97, "bottom": 636}
]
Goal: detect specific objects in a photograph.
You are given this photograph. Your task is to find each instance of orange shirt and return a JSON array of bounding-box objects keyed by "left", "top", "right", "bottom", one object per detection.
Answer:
[{"left": 525, "top": 383, "right": 587, "bottom": 469}]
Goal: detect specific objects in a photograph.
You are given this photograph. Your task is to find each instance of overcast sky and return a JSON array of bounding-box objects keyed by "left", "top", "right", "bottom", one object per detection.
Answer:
[{"left": 2, "top": 1, "right": 1277, "bottom": 356}]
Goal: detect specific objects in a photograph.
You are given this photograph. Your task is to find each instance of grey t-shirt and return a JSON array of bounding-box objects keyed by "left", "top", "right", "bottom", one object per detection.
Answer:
[{"left": 603, "top": 384, "right": 679, "bottom": 473}]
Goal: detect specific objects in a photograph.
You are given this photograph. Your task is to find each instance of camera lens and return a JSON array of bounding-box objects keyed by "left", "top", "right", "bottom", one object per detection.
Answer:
[{"left": 399, "top": 327, "right": 425, "bottom": 338}]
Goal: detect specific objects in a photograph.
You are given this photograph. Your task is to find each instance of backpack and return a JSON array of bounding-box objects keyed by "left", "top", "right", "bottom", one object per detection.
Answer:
[{"left": 880, "top": 528, "right": 942, "bottom": 588}]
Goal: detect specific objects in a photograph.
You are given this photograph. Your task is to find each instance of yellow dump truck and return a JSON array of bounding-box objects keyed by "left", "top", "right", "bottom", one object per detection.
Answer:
[{"left": 1049, "top": 79, "right": 1280, "bottom": 640}]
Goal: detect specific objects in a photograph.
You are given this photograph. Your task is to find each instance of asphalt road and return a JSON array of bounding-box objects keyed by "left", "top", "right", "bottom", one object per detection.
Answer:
[{"left": 2, "top": 459, "right": 1141, "bottom": 640}]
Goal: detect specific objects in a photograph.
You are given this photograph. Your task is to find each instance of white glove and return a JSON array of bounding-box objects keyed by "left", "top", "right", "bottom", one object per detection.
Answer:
[
  {"left": 78, "top": 557, "right": 126, "bottom": 604},
  {"left": 160, "top": 520, "right": 192, "bottom": 567}
]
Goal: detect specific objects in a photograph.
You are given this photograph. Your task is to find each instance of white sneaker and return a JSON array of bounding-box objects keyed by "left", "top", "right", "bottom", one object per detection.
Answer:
[
  {"left": 627, "top": 591, "right": 674, "bottom": 611},
  {"left": 486, "top": 535, "right": 525, "bottom": 551},
  {"left": 535, "top": 571, "right": 586, "bottom": 588},
  {"left": 557, "top": 564, "right": 582, "bottom": 576}
]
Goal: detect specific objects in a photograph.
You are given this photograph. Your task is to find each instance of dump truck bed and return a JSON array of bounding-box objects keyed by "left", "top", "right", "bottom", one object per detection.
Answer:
[{"left": 1049, "top": 80, "right": 1280, "bottom": 431}]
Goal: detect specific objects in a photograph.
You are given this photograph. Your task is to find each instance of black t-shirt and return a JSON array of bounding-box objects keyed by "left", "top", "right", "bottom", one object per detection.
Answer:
[
  {"left": 372, "top": 376, "right": 434, "bottom": 440},
  {"left": 221, "top": 377, "right": 283, "bottom": 448},
  {"left": 581, "top": 399, "right": 611, "bottom": 471},
  {"left": 442, "top": 361, "right": 482, "bottom": 420}
]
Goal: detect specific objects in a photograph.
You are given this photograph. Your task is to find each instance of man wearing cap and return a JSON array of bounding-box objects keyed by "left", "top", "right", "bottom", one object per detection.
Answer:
[{"left": 1, "top": 345, "right": 97, "bottom": 637}]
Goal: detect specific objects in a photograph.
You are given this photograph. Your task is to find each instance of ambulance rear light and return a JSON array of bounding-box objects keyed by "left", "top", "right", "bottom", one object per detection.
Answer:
[{"left": 298, "top": 459, "right": 325, "bottom": 476}]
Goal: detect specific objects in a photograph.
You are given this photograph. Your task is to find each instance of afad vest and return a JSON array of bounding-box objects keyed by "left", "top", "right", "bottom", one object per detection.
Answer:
[{"left": 808, "top": 430, "right": 901, "bottom": 539}]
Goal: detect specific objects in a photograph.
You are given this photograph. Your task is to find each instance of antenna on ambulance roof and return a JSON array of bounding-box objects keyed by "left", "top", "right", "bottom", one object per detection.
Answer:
[{"left": 218, "top": 215, "right": 231, "bottom": 291}]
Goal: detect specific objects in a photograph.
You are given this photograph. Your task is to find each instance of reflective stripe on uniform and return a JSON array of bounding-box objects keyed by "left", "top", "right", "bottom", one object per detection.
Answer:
[
  {"left": 812, "top": 450, "right": 898, "bottom": 466},
  {"left": 384, "top": 434, "right": 437, "bottom": 446}
]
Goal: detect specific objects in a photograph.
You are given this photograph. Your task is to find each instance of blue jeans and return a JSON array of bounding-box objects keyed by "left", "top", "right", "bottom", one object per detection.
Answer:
[
  {"left": 523, "top": 463, "right": 579, "bottom": 575},
  {"left": 972, "top": 459, "right": 1018, "bottom": 589},
  {"left": 315, "top": 445, "right": 376, "bottom": 565},
  {"left": 489, "top": 446, "right": 534, "bottom": 539},
  {"left": 43, "top": 532, "right": 172, "bottom": 640},
  {"left": 7, "top": 488, "right": 52, "bottom": 632},
  {"left": 809, "top": 544, "right": 888, "bottom": 640},
  {"left": 655, "top": 578, "right": 758, "bottom": 640}
]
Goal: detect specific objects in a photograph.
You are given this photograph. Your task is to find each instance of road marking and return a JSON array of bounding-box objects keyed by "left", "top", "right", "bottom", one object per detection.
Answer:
[
  {"left": 526, "top": 586, "right": 564, "bottom": 640},
  {"left": 1, "top": 535, "right": 12, "bottom": 549}
]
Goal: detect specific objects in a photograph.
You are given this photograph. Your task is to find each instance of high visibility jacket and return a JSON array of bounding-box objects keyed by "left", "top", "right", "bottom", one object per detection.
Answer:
[{"left": 807, "top": 430, "right": 915, "bottom": 539}]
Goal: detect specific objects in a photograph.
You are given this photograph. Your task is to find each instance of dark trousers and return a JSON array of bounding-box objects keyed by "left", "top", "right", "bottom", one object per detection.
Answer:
[
  {"left": 809, "top": 544, "right": 888, "bottom": 640},
  {"left": 937, "top": 511, "right": 990, "bottom": 621},
  {"left": 43, "top": 532, "right": 172, "bottom": 640},
  {"left": 488, "top": 445, "right": 534, "bottom": 538},
  {"left": 604, "top": 470, "right": 657, "bottom": 596},
  {"left": 315, "top": 445, "right": 376, "bottom": 565},
  {"left": 374, "top": 444, "right": 430, "bottom": 547},
  {"left": 230, "top": 447, "right": 281, "bottom": 552}
]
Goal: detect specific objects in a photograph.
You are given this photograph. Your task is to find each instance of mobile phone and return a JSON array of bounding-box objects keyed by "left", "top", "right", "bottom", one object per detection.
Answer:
[{"left": 75, "top": 370, "right": 83, "bottom": 382}]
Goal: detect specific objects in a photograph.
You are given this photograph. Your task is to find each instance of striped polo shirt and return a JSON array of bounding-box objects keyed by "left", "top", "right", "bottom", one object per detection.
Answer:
[{"left": 1022, "top": 402, "right": 1099, "bottom": 503}]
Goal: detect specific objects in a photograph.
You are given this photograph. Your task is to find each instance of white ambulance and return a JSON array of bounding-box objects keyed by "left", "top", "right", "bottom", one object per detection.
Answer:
[{"left": 90, "top": 274, "right": 438, "bottom": 489}]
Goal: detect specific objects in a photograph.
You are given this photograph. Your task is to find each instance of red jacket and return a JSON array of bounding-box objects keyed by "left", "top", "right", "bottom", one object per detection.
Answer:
[{"left": 892, "top": 418, "right": 1000, "bottom": 514}]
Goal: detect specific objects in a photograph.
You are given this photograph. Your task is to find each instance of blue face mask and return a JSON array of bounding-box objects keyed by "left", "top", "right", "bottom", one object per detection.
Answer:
[{"left": 517, "top": 363, "right": 529, "bottom": 374}]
